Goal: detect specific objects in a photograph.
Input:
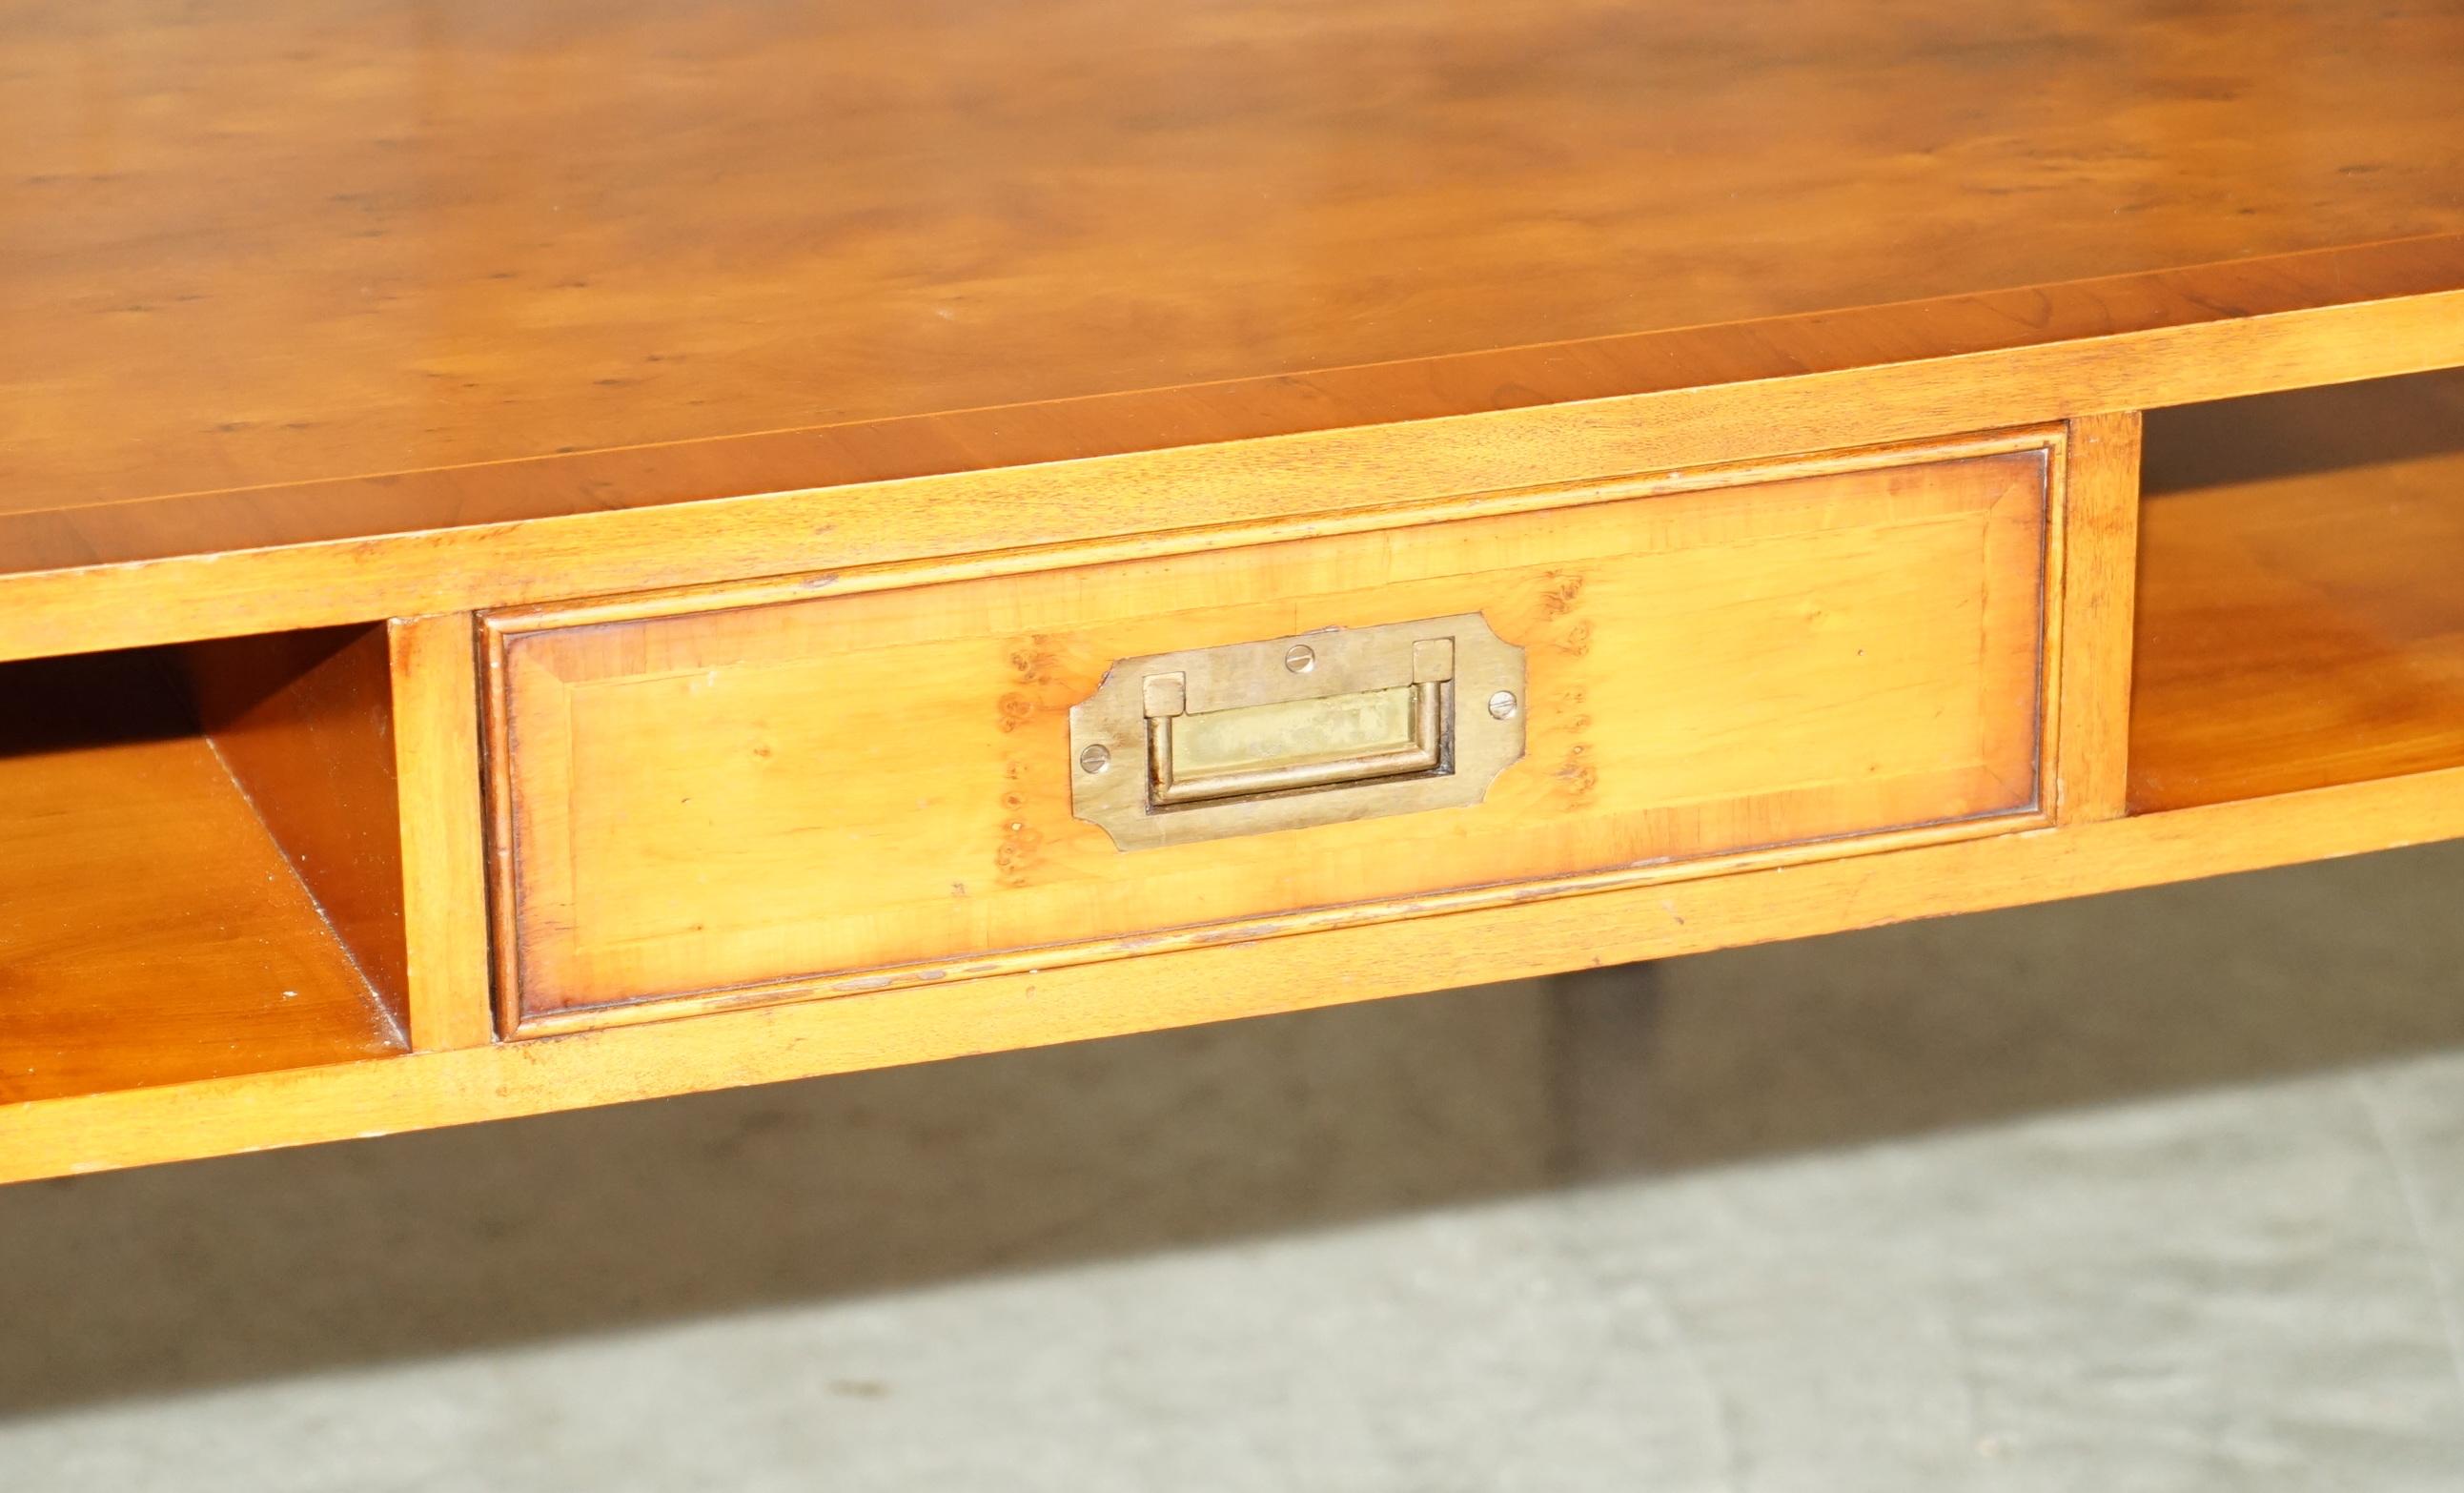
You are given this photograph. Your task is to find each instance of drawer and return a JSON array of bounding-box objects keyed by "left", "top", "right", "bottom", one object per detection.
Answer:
[{"left": 483, "top": 436, "right": 2055, "bottom": 1033}]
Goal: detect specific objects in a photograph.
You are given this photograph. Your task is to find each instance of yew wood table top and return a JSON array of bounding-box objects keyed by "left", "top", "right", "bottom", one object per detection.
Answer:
[{"left": 4, "top": 0, "right": 2464, "bottom": 663}]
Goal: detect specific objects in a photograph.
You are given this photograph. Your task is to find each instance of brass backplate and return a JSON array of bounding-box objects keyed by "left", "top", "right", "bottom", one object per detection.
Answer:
[{"left": 1068, "top": 613, "right": 1525, "bottom": 849}]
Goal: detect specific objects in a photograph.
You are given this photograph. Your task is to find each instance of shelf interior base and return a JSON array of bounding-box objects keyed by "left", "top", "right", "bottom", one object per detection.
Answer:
[
  {"left": 0, "top": 649, "right": 402, "bottom": 1105},
  {"left": 2130, "top": 370, "right": 2464, "bottom": 814}
]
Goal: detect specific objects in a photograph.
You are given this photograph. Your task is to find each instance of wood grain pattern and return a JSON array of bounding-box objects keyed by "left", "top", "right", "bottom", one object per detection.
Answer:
[
  {"left": 2130, "top": 369, "right": 2464, "bottom": 812},
  {"left": 3, "top": 252, "right": 2457, "bottom": 668},
  {"left": 489, "top": 440, "right": 2051, "bottom": 1027},
  {"left": 11, "top": 756, "right": 2464, "bottom": 1186},
  {"left": 0, "top": 651, "right": 400, "bottom": 1104},
  {"left": 2052, "top": 413, "right": 2143, "bottom": 823},
  {"left": 183, "top": 625, "right": 409, "bottom": 1032},
  {"left": 0, "top": 0, "right": 2462, "bottom": 663},
  {"left": 8, "top": 0, "right": 2462, "bottom": 516},
  {"left": 5, "top": 0, "right": 2464, "bottom": 1180},
  {"left": 388, "top": 614, "right": 497, "bottom": 1052}
]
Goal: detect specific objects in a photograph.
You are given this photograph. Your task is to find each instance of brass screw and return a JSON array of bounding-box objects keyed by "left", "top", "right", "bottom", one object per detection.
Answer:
[
  {"left": 1487, "top": 690, "right": 1518, "bottom": 720},
  {"left": 1079, "top": 744, "right": 1111, "bottom": 774}
]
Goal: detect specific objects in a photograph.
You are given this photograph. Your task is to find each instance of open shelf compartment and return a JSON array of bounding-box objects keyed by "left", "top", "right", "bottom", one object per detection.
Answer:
[
  {"left": 2131, "top": 368, "right": 2464, "bottom": 814},
  {"left": 1, "top": 632, "right": 411, "bottom": 1103}
]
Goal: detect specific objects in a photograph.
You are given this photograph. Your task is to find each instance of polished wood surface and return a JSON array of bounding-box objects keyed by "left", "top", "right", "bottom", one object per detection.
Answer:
[
  {"left": 12, "top": 756, "right": 2464, "bottom": 1186},
  {"left": 3, "top": 0, "right": 2464, "bottom": 651},
  {"left": 183, "top": 625, "right": 410, "bottom": 1032},
  {"left": 387, "top": 614, "right": 498, "bottom": 1052},
  {"left": 2131, "top": 370, "right": 2464, "bottom": 813},
  {"left": 490, "top": 440, "right": 2050, "bottom": 1026},
  {"left": 9, "top": 0, "right": 2462, "bottom": 511},
  {"left": 0, "top": 652, "right": 400, "bottom": 1104},
  {"left": 4, "top": 241, "right": 2460, "bottom": 666},
  {"left": 3, "top": 2, "right": 2463, "bottom": 1185},
  {"left": 2052, "top": 414, "right": 2144, "bottom": 824}
]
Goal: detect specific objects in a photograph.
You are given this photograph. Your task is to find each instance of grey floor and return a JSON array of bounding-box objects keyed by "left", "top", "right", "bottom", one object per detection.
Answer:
[{"left": 6, "top": 843, "right": 2464, "bottom": 1489}]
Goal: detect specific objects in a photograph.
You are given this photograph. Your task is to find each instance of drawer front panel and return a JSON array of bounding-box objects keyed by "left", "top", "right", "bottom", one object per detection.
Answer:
[{"left": 487, "top": 442, "right": 2051, "bottom": 1030}]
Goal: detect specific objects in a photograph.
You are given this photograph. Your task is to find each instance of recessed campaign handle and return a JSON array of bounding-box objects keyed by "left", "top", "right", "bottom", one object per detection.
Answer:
[{"left": 1067, "top": 616, "right": 1524, "bottom": 850}]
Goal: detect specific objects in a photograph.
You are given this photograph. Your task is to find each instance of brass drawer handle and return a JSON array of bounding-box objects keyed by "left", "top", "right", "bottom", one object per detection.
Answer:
[
  {"left": 1069, "top": 615, "right": 1524, "bottom": 849},
  {"left": 1149, "top": 651, "right": 1445, "bottom": 806}
]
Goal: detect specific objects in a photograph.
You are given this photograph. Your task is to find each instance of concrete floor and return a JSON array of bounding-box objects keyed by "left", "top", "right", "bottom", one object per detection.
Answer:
[{"left": 5, "top": 842, "right": 2464, "bottom": 1489}]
